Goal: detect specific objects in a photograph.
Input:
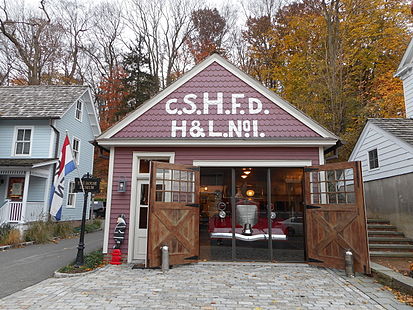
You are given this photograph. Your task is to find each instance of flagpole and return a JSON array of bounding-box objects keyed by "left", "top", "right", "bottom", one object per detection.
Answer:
[{"left": 65, "top": 131, "right": 89, "bottom": 267}]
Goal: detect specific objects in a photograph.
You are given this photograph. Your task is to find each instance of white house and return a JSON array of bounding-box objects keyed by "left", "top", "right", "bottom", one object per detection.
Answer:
[{"left": 349, "top": 39, "right": 413, "bottom": 238}]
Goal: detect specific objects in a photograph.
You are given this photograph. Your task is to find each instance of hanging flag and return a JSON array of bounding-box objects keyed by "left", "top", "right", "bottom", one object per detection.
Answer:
[{"left": 50, "top": 135, "right": 76, "bottom": 220}]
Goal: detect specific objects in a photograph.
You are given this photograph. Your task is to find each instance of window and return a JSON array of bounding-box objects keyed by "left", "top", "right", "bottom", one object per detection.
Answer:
[
  {"left": 368, "top": 149, "right": 379, "bottom": 169},
  {"left": 72, "top": 138, "right": 80, "bottom": 164},
  {"left": 75, "top": 100, "right": 82, "bottom": 121},
  {"left": 14, "top": 128, "right": 32, "bottom": 155},
  {"left": 67, "top": 181, "right": 76, "bottom": 207}
]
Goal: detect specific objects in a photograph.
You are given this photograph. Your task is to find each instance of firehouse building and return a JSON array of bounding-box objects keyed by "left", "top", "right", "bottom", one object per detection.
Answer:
[{"left": 96, "top": 54, "right": 370, "bottom": 273}]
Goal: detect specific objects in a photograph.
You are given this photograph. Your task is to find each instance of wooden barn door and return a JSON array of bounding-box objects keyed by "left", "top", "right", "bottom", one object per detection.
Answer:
[
  {"left": 304, "top": 161, "right": 370, "bottom": 273},
  {"left": 147, "top": 161, "right": 200, "bottom": 268}
]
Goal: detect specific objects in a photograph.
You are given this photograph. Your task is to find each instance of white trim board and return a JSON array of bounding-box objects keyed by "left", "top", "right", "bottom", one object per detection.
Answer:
[
  {"left": 192, "top": 160, "right": 313, "bottom": 167},
  {"left": 11, "top": 126, "right": 34, "bottom": 157},
  {"left": 127, "top": 151, "right": 175, "bottom": 263},
  {"left": 97, "top": 54, "right": 339, "bottom": 141},
  {"left": 395, "top": 38, "right": 413, "bottom": 78},
  {"left": 97, "top": 139, "right": 337, "bottom": 148},
  {"left": 103, "top": 147, "right": 115, "bottom": 254}
]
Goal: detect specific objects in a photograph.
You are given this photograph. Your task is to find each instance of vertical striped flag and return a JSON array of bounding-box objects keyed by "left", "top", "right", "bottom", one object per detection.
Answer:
[{"left": 50, "top": 135, "right": 76, "bottom": 220}]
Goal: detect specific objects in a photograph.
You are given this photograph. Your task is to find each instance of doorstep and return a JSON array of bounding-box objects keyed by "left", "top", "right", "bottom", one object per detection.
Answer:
[{"left": 371, "top": 262, "right": 413, "bottom": 296}]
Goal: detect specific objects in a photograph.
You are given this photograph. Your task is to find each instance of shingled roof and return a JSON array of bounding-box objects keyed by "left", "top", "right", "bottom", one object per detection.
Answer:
[
  {"left": 369, "top": 118, "right": 413, "bottom": 146},
  {"left": 0, "top": 85, "right": 89, "bottom": 119}
]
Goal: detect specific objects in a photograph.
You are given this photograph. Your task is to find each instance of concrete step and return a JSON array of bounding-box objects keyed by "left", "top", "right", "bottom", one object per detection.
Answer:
[
  {"left": 368, "top": 237, "right": 413, "bottom": 244},
  {"left": 369, "top": 244, "right": 413, "bottom": 251},
  {"left": 367, "top": 219, "right": 390, "bottom": 225},
  {"left": 368, "top": 231, "right": 404, "bottom": 236},
  {"left": 368, "top": 224, "right": 397, "bottom": 231},
  {"left": 370, "top": 251, "right": 413, "bottom": 258}
]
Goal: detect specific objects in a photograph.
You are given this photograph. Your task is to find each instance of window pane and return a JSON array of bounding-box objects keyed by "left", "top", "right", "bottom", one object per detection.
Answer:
[
  {"left": 326, "top": 170, "right": 335, "bottom": 181},
  {"left": 345, "top": 182, "right": 354, "bottom": 193},
  {"left": 179, "top": 193, "right": 187, "bottom": 202},
  {"left": 188, "top": 182, "right": 195, "bottom": 193},
  {"left": 338, "top": 193, "right": 346, "bottom": 203},
  {"left": 347, "top": 193, "right": 356, "bottom": 203},
  {"left": 155, "top": 168, "right": 164, "bottom": 179},
  {"left": 188, "top": 171, "right": 194, "bottom": 182},
  {"left": 187, "top": 193, "right": 194, "bottom": 203},
  {"left": 22, "top": 142, "right": 30, "bottom": 154},
  {"left": 16, "top": 143, "right": 23, "bottom": 154},
  {"left": 140, "top": 184, "right": 149, "bottom": 205},
  {"left": 164, "top": 191, "right": 171, "bottom": 202},
  {"left": 180, "top": 171, "right": 188, "bottom": 181},
  {"left": 73, "top": 139, "right": 79, "bottom": 151},
  {"left": 164, "top": 169, "right": 172, "bottom": 179},
  {"left": 172, "top": 180, "right": 179, "bottom": 191},
  {"left": 328, "top": 194, "right": 337, "bottom": 203},
  {"left": 180, "top": 181, "right": 187, "bottom": 192},
  {"left": 344, "top": 168, "right": 354, "bottom": 180},
  {"left": 24, "top": 129, "right": 31, "bottom": 141},
  {"left": 138, "top": 207, "right": 148, "bottom": 229},
  {"left": 155, "top": 191, "right": 164, "bottom": 202},
  {"left": 368, "top": 150, "right": 379, "bottom": 169},
  {"left": 17, "top": 129, "right": 24, "bottom": 141},
  {"left": 311, "top": 193, "right": 320, "bottom": 204},
  {"left": 172, "top": 170, "right": 180, "bottom": 180}
]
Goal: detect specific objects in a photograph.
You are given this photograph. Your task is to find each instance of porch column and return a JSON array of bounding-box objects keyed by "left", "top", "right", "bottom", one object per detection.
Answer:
[{"left": 21, "top": 171, "right": 30, "bottom": 223}]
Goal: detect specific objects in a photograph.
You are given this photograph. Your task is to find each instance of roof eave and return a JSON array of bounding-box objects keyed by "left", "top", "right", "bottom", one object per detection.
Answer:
[{"left": 96, "top": 137, "right": 338, "bottom": 148}]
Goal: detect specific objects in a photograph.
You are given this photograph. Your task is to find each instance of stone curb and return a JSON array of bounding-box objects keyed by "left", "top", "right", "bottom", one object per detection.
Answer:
[
  {"left": 54, "top": 265, "right": 108, "bottom": 278},
  {"left": 0, "top": 241, "right": 34, "bottom": 251},
  {"left": 371, "top": 262, "right": 413, "bottom": 296}
]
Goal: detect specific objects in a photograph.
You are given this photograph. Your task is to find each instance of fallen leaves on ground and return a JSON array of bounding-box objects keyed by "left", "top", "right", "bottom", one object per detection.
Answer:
[{"left": 384, "top": 286, "right": 413, "bottom": 306}]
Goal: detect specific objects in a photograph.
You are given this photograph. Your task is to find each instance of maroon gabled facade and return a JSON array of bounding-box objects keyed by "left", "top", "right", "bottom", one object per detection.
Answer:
[
  {"left": 97, "top": 54, "right": 339, "bottom": 261},
  {"left": 114, "top": 62, "right": 320, "bottom": 139}
]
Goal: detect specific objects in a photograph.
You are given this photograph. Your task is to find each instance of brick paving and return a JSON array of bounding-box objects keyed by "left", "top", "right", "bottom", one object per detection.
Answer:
[{"left": 0, "top": 262, "right": 410, "bottom": 310}]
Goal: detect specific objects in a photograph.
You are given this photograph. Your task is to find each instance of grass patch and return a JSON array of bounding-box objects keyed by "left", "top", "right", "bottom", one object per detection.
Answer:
[
  {"left": 58, "top": 249, "right": 105, "bottom": 273},
  {"left": 3, "top": 229, "right": 21, "bottom": 245},
  {"left": 0, "top": 224, "right": 21, "bottom": 246},
  {"left": 52, "top": 222, "right": 73, "bottom": 239},
  {"left": 24, "top": 221, "right": 75, "bottom": 243},
  {"left": 0, "top": 223, "right": 13, "bottom": 245},
  {"left": 24, "top": 221, "right": 52, "bottom": 243}
]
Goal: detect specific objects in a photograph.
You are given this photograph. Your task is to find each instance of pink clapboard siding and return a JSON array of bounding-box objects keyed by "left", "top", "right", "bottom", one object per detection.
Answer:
[
  {"left": 113, "top": 62, "right": 320, "bottom": 139},
  {"left": 107, "top": 146, "right": 319, "bottom": 252}
]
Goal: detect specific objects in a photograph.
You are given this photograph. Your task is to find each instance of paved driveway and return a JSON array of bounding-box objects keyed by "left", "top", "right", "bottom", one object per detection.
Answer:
[
  {"left": 0, "top": 262, "right": 410, "bottom": 310},
  {"left": 0, "top": 230, "right": 103, "bottom": 299}
]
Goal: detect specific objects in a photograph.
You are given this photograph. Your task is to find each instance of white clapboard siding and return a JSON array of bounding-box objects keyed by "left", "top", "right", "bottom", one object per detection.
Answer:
[
  {"left": 349, "top": 123, "right": 413, "bottom": 182},
  {"left": 402, "top": 73, "right": 413, "bottom": 118}
]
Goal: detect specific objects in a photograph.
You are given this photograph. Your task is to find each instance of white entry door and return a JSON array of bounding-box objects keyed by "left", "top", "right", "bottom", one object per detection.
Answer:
[{"left": 133, "top": 180, "right": 150, "bottom": 261}]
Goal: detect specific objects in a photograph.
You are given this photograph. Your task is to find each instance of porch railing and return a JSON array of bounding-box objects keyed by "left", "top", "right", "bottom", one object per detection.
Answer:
[{"left": 0, "top": 201, "right": 45, "bottom": 224}]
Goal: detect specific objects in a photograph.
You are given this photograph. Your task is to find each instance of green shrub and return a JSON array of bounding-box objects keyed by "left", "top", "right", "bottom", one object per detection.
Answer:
[
  {"left": 84, "top": 250, "right": 104, "bottom": 269},
  {"left": 24, "top": 221, "right": 52, "bottom": 243},
  {"left": 58, "top": 249, "right": 105, "bottom": 273},
  {"left": 52, "top": 222, "right": 73, "bottom": 239}
]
